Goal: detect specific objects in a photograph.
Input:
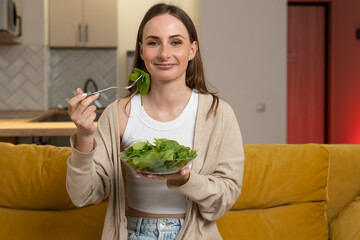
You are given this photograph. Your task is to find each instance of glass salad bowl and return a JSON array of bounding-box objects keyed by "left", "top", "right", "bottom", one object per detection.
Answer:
[{"left": 119, "top": 151, "right": 196, "bottom": 175}]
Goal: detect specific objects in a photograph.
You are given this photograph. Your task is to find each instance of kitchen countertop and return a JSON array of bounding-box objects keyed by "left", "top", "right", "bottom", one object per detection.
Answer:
[{"left": 0, "top": 109, "right": 101, "bottom": 137}]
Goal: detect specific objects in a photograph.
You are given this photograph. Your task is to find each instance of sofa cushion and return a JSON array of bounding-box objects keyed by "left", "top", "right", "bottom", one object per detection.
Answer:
[
  {"left": 0, "top": 142, "right": 74, "bottom": 210},
  {"left": 323, "top": 144, "right": 360, "bottom": 222},
  {"left": 233, "top": 144, "right": 329, "bottom": 209},
  {"left": 329, "top": 195, "right": 360, "bottom": 240},
  {"left": 0, "top": 201, "right": 107, "bottom": 240},
  {"left": 217, "top": 144, "right": 329, "bottom": 239},
  {"left": 217, "top": 202, "right": 328, "bottom": 239}
]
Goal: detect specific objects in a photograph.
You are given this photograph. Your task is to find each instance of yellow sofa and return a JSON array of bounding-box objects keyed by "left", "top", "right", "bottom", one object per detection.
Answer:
[{"left": 0, "top": 142, "right": 359, "bottom": 240}]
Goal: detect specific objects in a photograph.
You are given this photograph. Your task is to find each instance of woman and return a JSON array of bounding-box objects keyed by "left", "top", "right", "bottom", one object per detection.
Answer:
[{"left": 66, "top": 3, "right": 244, "bottom": 240}]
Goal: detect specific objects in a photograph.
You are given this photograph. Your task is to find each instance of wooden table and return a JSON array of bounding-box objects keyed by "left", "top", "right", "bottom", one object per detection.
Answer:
[{"left": 0, "top": 109, "right": 100, "bottom": 138}]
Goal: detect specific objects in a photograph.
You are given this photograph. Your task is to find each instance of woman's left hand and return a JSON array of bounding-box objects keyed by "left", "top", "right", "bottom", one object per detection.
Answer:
[{"left": 136, "top": 167, "right": 190, "bottom": 187}]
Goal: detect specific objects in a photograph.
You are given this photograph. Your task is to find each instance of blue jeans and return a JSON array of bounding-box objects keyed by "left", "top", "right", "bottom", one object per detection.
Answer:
[{"left": 127, "top": 217, "right": 184, "bottom": 240}]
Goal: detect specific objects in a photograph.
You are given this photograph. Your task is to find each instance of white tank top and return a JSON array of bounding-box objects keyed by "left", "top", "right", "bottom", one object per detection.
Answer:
[{"left": 121, "top": 90, "right": 198, "bottom": 214}]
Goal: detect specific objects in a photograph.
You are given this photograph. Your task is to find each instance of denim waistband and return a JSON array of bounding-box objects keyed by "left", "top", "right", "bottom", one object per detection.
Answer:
[{"left": 127, "top": 217, "right": 184, "bottom": 232}]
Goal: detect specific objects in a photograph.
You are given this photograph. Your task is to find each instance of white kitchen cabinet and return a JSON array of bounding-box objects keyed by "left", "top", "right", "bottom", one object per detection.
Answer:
[{"left": 49, "top": 0, "right": 117, "bottom": 48}]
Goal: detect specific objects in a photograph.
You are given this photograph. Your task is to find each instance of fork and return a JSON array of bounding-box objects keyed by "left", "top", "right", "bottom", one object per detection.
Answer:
[{"left": 88, "top": 75, "right": 143, "bottom": 96}]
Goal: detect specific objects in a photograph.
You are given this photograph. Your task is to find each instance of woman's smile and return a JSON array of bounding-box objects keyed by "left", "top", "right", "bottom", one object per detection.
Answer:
[{"left": 154, "top": 63, "right": 177, "bottom": 70}]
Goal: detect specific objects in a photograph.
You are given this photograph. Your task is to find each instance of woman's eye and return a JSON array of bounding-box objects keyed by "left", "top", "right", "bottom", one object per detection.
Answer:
[
  {"left": 147, "top": 41, "right": 159, "bottom": 46},
  {"left": 172, "top": 41, "right": 182, "bottom": 46}
]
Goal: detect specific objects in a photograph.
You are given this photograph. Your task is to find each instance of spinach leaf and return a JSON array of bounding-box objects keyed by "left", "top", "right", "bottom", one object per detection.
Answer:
[{"left": 128, "top": 68, "right": 150, "bottom": 106}]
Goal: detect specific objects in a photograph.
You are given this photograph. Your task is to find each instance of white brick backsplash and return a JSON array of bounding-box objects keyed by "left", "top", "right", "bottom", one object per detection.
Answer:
[
  {"left": 0, "top": 55, "right": 9, "bottom": 68},
  {"left": 50, "top": 49, "right": 118, "bottom": 108},
  {"left": 0, "top": 44, "right": 117, "bottom": 110},
  {"left": 0, "top": 44, "right": 46, "bottom": 110}
]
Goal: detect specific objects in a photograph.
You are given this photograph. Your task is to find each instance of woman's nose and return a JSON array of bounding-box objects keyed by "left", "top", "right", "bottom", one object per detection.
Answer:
[{"left": 159, "top": 45, "right": 170, "bottom": 59}]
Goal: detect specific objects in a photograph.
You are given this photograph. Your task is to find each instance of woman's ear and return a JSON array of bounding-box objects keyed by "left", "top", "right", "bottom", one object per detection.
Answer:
[
  {"left": 189, "top": 41, "right": 198, "bottom": 61},
  {"left": 139, "top": 42, "right": 144, "bottom": 60}
]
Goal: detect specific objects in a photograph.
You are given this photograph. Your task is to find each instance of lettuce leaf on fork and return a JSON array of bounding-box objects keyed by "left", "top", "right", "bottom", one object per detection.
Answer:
[{"left": 128, "top": 68, "right": 150, "bottom": 106}]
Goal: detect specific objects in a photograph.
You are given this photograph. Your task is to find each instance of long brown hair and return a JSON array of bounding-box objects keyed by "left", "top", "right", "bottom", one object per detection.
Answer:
[{"left": 127, "top": 3, "right": 219, "bottom": 118}]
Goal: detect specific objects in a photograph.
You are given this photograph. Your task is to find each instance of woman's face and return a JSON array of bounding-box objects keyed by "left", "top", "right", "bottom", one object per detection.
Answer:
[{"left": 140, "top": 14, "right": 198, "bottom": 84}]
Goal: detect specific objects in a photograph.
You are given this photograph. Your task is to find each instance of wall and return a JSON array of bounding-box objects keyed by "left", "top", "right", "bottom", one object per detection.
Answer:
[
  {"left": 117, "top": 0, "right": 200, "bottom": 97},
  {"left": 49, "top": 49, "right": 118, "bottom": 109},
  {"left": 0, "top": 0, "right": 47, "bottom": 110},
  {"left": 329, "top": 0, "right": 360, "bottom": 143},
  {"left": 200, "top": 0, "right": 287, "bottom": 144}
]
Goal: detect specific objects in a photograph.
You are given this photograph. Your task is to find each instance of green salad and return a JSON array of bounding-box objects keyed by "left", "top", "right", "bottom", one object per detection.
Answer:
[{"left": 120, "top": 138, "right": 197, "bottom": 174}]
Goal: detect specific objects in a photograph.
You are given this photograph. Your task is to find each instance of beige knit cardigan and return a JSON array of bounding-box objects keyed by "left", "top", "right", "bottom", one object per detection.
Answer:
[{"left": 66, "top": 93, "right": 245, "bottom": 240}]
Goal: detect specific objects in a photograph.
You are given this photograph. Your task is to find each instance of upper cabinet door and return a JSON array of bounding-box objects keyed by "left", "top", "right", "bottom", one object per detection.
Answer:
[
  {"left": 49, "top": 0, "right": 83, "bottom": 47},
  {"left": 83, "top": 0, "right": 117, "bottom": 47},
  {"left": 49, "top": 0, "right": 117, "bottom": 48}
]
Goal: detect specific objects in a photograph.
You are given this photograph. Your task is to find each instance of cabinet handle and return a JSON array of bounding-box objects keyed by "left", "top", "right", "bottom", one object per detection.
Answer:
[
  {"left": 85, "top": 24, "right": 88, "bottom": 42},
  {"left": 78, "top": 24, "right": 82, "bottom": 42}
]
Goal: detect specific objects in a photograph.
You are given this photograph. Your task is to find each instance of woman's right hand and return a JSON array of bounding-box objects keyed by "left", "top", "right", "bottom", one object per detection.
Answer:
[{"left": 68, "top": 88, "right": 99, "bottom": 151}]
